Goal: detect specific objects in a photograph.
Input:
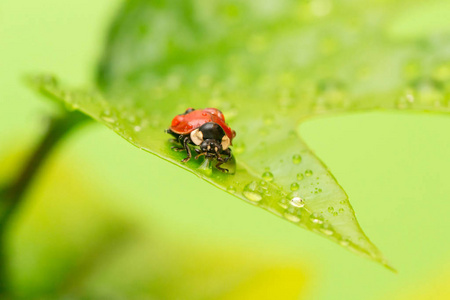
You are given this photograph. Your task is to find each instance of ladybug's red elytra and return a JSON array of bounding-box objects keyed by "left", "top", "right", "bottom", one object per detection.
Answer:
[{"left": 166, "top": 108, "right": 236, "bottom": 172}]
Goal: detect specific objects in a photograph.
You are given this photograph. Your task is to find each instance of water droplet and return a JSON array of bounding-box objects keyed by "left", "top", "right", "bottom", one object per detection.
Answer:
[
  {"left": 339, "top": 200, "right": 345, "bottom": 204},
  {"left": 339, "top": 238, "right": 350, "bottom": 247},
  {"left": 262, "top": 171, "right": 274, "bottom": 182},
  {"left": 100, "top": 110, "right": 117, "bottom": 124},
  {"left": 278, "top": 197, "right": 289, "bottom": 209},
  {"left": 290, "top": 195, "right": 305, "bottom": 208},
  {"left": 290, "top": 182, "right": 299, "bottom": 191},
  {"left": 134, "top": 125, "right": 142, "bottom": 132},
  {"left": 284, "top": 206, "right": 302, "bottom": 223},
  {"left": 292, "top": 154, "right": 302, "bottom": 164},
  {"left": 243, "top": 181, "right": 263, "bottom": 202},
  {"left": 339, "top": 208, "right": 344, "bottom": 213},
  {"left": 259, "top": 181, "right": 268, "bottom": 191},
  {"left": 305, "top": 170, "right": 313, "bottom": 177},
  {"left": 297, "top": 173, "right": 304, "bottom": 181},
  {"left": 310, "top": 213, "right": 324, "bottom": 224},
  {"left": 227, "top": 185, "right": 236, "bottom": 193},
  {"left": 315, "top": 79, "right": 347, "bottom": 111},
  {"left": 320, "top": 222, "right": 334, "bottom": 235},
  {"left": 328, "top": 206, "right": 334, "bottom": 213}
]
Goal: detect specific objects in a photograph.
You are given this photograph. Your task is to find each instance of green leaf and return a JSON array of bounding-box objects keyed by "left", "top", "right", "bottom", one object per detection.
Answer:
[{"left": 31, "top": 0, "right": 450, "bottom": 269}]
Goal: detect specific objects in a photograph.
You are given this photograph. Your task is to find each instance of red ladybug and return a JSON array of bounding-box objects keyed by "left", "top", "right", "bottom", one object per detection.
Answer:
[{"left": 166, "top": 108, "right": 236, "bottom": 172}]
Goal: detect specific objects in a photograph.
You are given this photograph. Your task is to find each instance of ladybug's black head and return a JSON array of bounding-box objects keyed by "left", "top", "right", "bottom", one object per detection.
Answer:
[
  {"left": 190, "top": 122, "right": 230, "bottom": 155},
  {"left": 200, "top": 122, "right": 224, "bottom": 154},
  {"left": 200, "top": 139, "right": 222, "bottom": 155}
]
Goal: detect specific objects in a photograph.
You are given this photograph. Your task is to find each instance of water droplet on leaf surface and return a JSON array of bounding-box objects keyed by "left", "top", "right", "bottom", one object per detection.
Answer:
[
  {"left": 310, "top": 213, "right": 324, "bottom": 224},
  {"left": 290, "top": 195, "right": 305, "bottom": 208},
  {"left": 320, "top": 222, "right": 334, "bottom": 235},
  {"left": 284, "top": 206, "right": 303, "bottom": 223},
  {"left": 262, "top": 171, "right": 274, "bottom": 182},
  {"left": 243, "top": 181, "right": 263, "bottom": 202},
  {"left": 292, "top": 154, "right": 302, "bottom": 164},
  {"left": 227, "top": 185, "right": 236, "bottom": 193}
]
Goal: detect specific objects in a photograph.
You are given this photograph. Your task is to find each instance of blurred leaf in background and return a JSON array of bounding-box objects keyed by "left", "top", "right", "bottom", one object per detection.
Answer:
[{"left": 1, "top": 0, "right": 450, "bottom": 299}]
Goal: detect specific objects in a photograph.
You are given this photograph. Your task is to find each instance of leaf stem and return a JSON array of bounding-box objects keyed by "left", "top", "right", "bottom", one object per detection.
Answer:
[{"left": 0, "top": 111, "right": 87, "bottom": 296}]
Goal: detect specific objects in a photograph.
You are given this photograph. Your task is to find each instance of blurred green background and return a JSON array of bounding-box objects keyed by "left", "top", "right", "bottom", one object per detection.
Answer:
[{"left": 1, "top": 0, "right": 450, "bottom": 299}]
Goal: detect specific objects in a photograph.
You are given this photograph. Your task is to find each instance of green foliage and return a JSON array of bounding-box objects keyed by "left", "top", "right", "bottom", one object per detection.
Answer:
[{"left": 30, "top": 0, "right": 450, "bottom": 269}]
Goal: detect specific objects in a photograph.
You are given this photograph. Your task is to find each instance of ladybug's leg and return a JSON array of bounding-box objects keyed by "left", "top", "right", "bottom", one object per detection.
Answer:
[
  {"left": 215, "top": 148, "right": 231, "bottom": 173},
  {"left": 170, "top": 134, "right": 190, "bottom": 157},
  {"left": 215, "top": 161, "right": 229, "bottom": 173},
  {"left": 195, "top": 152, "right": 206, "bottom": 160},
  {"left": 181, "top": 136, "right": 192, "bottom": 163}
]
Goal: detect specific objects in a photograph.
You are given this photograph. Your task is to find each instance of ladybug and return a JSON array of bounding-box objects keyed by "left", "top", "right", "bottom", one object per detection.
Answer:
[{"left": 166, "top": 108, "right": 236, "bottom": 172}]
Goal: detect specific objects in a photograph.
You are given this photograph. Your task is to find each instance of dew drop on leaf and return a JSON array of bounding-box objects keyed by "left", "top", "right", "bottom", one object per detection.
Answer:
[
  {"left": 297, "top": 173, "right": 304, "bottom": 181},
  {"left": 227, "top": 185, "right": 236, "bottom": 193},
  {"left": 290, "top": 182, "right": 300, "bottom": 191},
  {"left": 278, "top": 198, "right": 289, "bottom": 209},
  {"left": 305, "top": 170, "right": 313, "bottom": 177},
  {"left": 243, "top": 181, "right": 263, "bottom": 202},
  {"left": 310, "top": 213, "right": 324, "bottom": 224},
  {"left": 290, "top": 194, "right": 305, "bottom": 208},
  {"left": 284, "top": 206, "right": 302, "bottom": 223},
  {"left": 262, "top": 171, "right": 274, "bottom": 182},
  {"left": 292, "top": 154, "right": 302, "bottom": 164},
  {"left": 100, "top": 110, "right": 117, "bottom": 124},
  {"left": 339, "top": 238, "right": 350, "bottom": 247},
  {"left": 320, "top": 222, "right": 334, "bottom": 236}
]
